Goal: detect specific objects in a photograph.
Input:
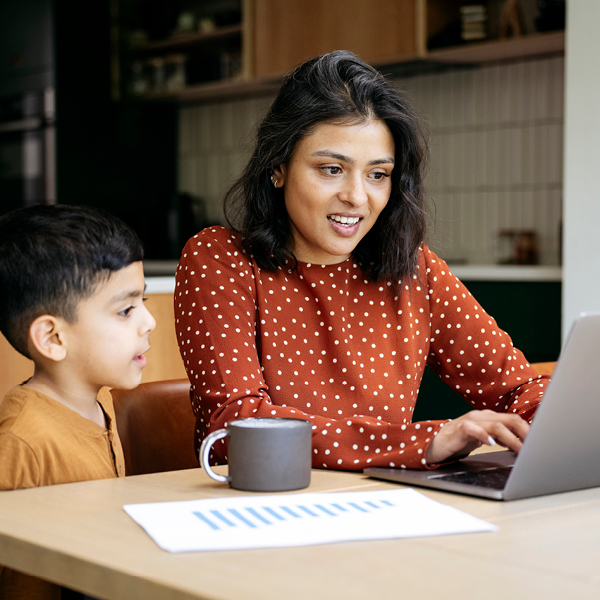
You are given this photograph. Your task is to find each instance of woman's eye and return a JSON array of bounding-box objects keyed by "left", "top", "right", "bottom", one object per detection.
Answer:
[
  {"left": 322, "top": 166, "right": 342, "bottom": 175},
  {"left": 370, "top": 171, "right": 390, "bottom": 181},
  {"left": 119, "top": 306, "right": 134, "bottom": 317}
]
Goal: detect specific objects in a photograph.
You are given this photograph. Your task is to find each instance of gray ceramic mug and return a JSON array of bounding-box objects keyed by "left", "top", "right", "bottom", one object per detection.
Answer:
[{"left": 199, "top": 417, "right": 312, "bottom": 492}]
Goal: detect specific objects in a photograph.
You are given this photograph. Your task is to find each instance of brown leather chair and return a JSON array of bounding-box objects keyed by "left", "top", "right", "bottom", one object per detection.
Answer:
[
  {"left": 111, "top": 379, "right": 198, "bottom": 476},
  {"left": 532, "top": 361, "right": 557, "bottom": 376}
]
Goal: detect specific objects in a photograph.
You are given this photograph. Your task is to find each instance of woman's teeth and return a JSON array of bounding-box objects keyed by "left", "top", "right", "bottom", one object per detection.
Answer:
[{"left": 328, "top": 215, "right": 360, "bottom": 226}]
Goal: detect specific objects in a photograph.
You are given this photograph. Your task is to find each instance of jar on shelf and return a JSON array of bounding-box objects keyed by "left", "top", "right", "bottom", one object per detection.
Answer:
[
  {"left": 147, "top": 57, "right": 166, "bottom": 91},
  {"left": 130, "top": 61, "right": 148, "bottom": 96},
  {"left": 165, "top": 54, "right": 187, "bottom": 91},
  {"left": 220, "top": 51, "right": 242, "bottom": 80},
  {"left": 496, "top": 229, "right": 539, "bottom": 265},
  {"left": 175, "top": 11, "right": 196, "bottom": 34}
]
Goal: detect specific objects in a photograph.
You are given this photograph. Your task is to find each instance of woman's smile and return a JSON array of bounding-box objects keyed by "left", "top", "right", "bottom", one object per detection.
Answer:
[{"left": 327, "top": 213, "right": 362, "bottom": 236}]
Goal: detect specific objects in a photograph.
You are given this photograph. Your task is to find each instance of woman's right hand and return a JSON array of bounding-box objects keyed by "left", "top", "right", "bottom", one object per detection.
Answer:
[{"left": 425, "top": 409, "right": 530, "bottom": 465}]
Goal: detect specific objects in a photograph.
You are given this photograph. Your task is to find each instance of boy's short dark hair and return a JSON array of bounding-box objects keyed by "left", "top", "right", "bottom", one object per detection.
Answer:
[{"left": 0, "top": 204, "right": 144, "bottom": 358}]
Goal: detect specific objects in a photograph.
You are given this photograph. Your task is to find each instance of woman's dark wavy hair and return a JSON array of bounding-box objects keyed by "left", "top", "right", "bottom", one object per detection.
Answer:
[{"left": 224, "top": 50, "right": 428, "bottom": 283}]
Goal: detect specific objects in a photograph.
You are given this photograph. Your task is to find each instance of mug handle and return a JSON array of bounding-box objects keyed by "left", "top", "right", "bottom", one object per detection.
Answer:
[{"left": 199, "top": 429, "right": 230, "bottom": 483}]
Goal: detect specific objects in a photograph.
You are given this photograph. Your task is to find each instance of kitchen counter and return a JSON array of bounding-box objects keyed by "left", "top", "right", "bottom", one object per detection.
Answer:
[
  {"left": 144, "top": 260, "right": 178, "bottom": 278},
  {"left": 448, "top": 264, "right": 562, "bottom": 282},
  {"left": 145, "top": 276, "right": 176, "bottom": 294},
  {"left": 143, "top": 263, "right": 563, "bottom": 288}
]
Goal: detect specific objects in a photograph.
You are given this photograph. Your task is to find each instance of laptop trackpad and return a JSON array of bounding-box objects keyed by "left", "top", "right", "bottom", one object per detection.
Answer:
[
  {"left": 428, "top": 466, "right": 513, "bottom": 490},
  {"left": 426, "top": 450, "right": 517, "bottom": 490}
]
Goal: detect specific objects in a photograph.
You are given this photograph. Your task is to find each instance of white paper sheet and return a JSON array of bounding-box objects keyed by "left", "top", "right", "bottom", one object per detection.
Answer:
[{"left": 124, "top": 489, "right": 497, "bottom": 552}]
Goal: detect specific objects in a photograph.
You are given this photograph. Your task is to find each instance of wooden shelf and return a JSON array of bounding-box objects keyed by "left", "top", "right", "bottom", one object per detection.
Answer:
[
  {"left": 426, "top": 30, "right": 565, "bottom": 64},
  {"left": 136, "top": 30, "right": 565, "bottom": 104},
  {"left": 134, "top": 24, "right": 243, "bottom": 53},
  {"left": 140, "top": 76, "right": 281, "bottom": 103}
]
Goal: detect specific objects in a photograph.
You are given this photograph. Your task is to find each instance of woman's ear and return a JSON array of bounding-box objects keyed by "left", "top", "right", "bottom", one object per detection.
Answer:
[
  {"left": 272, "top": 165, "right": 286, "bottom": 188},
  {"left": 28, "top": 315, "right": 67, "bottom": 362}
]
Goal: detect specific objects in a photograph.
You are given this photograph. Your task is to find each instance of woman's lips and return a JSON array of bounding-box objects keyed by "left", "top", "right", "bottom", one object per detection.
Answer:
[{"left": 327, "top": 215, "right": 362, "bottom": 236}]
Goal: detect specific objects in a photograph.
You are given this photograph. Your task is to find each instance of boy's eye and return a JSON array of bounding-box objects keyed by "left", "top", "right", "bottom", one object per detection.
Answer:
[{"left": 119, "top": 306, "right": 134, "bottom": 317}]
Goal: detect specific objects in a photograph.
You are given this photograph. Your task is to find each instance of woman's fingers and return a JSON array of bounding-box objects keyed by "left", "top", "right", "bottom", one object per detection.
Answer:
[
  {"left": 426, "top": 410, "right": 530, "bottom": 465},
  {"left": 478, "top": 412, "right": 529, "bottom": 452}
]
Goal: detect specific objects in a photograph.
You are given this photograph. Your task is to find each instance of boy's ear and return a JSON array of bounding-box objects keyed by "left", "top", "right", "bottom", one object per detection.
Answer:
[{"left": 29, "top": 315, "right": 67, "bottom": 362}]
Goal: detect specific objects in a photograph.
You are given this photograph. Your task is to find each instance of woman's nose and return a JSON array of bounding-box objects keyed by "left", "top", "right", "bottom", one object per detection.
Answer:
[{"left": 339, "top": 174, "right": 367, "bottom": 206}]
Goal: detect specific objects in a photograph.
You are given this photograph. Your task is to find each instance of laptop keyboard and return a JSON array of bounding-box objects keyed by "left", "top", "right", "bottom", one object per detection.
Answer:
[{"left": 430, "top": 466, "right": 512, "bottom": 490}]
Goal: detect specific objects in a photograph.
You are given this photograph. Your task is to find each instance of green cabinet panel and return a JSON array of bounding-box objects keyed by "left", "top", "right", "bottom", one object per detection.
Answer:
[{"left": 413, "top": 280, "right": 561, "bottom": 422}]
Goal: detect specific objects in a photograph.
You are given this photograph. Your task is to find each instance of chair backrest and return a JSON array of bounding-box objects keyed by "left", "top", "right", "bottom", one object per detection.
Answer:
[
  {"left": 532, "top": 361, "right": 557, "bottom": 376},
  {"left": 111, "top": 379, "right": 198, "bottom": 476}
]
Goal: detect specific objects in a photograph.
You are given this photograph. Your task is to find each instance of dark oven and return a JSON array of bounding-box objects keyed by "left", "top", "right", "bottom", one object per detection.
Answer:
[{"left": 0, "top": 88, "right": 55, "bottom": 214}]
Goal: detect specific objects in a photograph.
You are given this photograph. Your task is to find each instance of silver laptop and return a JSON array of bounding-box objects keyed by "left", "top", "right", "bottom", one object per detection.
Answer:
[{"left": 364, "top": 312, "right": 600, "bottom": 501}]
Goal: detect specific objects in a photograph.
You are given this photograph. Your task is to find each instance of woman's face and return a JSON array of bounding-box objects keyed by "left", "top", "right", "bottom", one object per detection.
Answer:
[{"left": 274, "top": 119, "right": 395, "bottom": 265}]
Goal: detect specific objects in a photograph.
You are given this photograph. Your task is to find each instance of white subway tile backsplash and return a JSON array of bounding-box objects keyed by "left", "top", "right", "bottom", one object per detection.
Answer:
[
  {"left": 521, "top": 61, "right": 537, "bottom": 122},
  {"left": 196, "top": 107, "right": 211, "bottom": 152},
  {"left": 179, "top": 109, "right": 191, "bottom": 154},
  {"left": 533, "top": 58, "right": 550, "bottom": 119},
  {"left": 471, "top": 68, "right": 486, "bottom": 127},
  {"left": 220, "top": 101, "right": 236, "bottom": 149},
  {"left": 548, "top": 56, "right": 564, "bottom": 119},
  {"left": 509, "top": 62, "right": 525, "bottom": 123},
  {"left": 520, "top": 124, "right": 536, "bottom": 185},
  {"left": 547, "top": 121, "right": 563, "bottom": 184},
  {"left": 535, "top": 123, "right": 550, "bottom": 184},
  {"left": 498, "top": 127, "right": 512, "bottom": 187},
  {"left": 497, "top": 64, "right": 513, "bottom": 124},
  {"left": 508, "top": 127, "right": 524, "bottom": 186},
  {"left": 438, "top": 72, "right": 456, "bottom": 129},
  {"left": 482, "top": 65, "right": 500, "bottom": 125},
  {"left": 178, "top": 155, "right": 194, "bottom": 194}
]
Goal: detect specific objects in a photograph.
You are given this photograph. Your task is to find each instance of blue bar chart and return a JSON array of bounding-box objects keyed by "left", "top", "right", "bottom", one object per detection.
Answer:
[{"left": 192, "top": 497, "right": 396, "bottom": 531}]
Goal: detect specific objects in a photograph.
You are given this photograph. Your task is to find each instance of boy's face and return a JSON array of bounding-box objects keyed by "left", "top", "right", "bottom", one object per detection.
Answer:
[{"left": 63, "top": 261, "right": 156, "bottom": 391}]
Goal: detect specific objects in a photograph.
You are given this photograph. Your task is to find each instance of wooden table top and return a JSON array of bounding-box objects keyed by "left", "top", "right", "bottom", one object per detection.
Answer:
[{"left": 1, "top": 465, "right": 600, "bottom": 600}]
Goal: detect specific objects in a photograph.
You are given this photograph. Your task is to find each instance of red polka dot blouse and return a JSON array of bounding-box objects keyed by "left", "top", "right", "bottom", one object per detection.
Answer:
[{"left": 175, "top": 227, "right": 548, "bottom": 470}]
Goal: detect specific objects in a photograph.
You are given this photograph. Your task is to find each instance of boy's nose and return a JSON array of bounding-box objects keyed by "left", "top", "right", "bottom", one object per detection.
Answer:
[{"left": 141, "top": 304, "right": 156, "bottom": 335}]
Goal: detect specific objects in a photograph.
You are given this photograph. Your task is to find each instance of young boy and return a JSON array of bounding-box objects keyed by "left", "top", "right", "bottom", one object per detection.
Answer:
[{"left": 0, "top": 204, "right": 156, "bottom": 599}]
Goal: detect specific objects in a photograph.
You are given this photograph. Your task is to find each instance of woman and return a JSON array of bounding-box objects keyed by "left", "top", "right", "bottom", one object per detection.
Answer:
[{"left": 174, "top": 50, "right": 548, "bottom": 470}]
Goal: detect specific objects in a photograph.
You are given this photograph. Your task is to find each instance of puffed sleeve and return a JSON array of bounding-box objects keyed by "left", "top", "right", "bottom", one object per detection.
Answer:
[
  {"left": 175, "top": 228, "right": 265, "bottom": 460},
  {"left": 0, "top": 433, "right": 40, "bottom": 490},
  {"left": 423, "top": 245, "right": 549, "bottom": 423}
]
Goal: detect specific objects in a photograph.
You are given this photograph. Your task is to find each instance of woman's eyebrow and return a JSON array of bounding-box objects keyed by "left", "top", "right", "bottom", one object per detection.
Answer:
[
  {"left": 312, "top": 150, "right": 351, "bottom": 162},
  {"left": 311, "top": 150, "right": 395, "bottom": 165},
  {"left": 369, "top": 157, "right": 395, "bottom": 166}
]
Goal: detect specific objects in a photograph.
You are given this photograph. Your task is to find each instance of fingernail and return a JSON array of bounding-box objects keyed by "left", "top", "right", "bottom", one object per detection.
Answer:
[{"left": 487, "top": 435, "right": 496, "bottom": 446}]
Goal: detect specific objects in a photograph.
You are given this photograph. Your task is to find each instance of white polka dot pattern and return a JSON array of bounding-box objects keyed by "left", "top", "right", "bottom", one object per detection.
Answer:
[{"left": 174, "top": 227, "right": 548, "bottom": 470}]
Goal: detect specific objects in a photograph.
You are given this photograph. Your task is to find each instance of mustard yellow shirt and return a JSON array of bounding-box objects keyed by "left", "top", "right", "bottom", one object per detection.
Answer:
[{"left": 0, "top": 385, "right": 125, "bottom": 599}]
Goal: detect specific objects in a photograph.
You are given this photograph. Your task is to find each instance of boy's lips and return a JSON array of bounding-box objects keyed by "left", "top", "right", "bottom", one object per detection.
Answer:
[{"left": 133, "top": 348, "right": 150, "bottom": 367}]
